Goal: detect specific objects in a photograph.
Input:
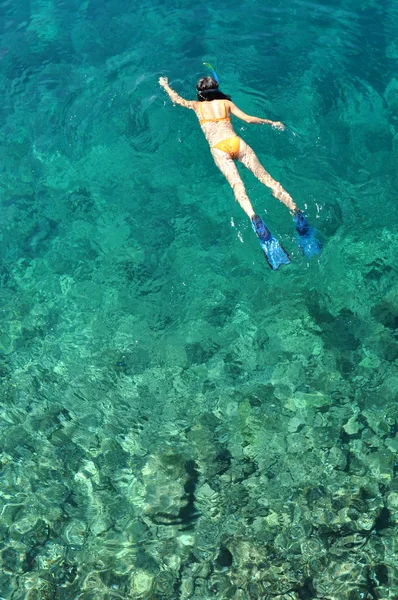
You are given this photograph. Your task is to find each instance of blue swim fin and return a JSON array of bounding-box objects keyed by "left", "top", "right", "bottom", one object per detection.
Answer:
[
  {"left": 251, "top": 214, "right": 290, "bottom": 270},
  {"left": 294, "top": 211, "right": 322, "bottom": 257}
]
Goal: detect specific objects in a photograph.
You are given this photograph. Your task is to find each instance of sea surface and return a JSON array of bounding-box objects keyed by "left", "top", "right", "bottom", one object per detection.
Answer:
[{"left": 1, "top": 0, "right": 398, "bottom": 598}]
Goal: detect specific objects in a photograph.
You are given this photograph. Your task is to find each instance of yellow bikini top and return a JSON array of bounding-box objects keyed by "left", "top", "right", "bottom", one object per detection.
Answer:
[{"left": 198, "top": 101, "right": 231, "bottom": 125}]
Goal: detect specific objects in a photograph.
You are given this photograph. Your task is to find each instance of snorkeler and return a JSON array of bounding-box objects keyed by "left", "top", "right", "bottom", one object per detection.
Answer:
[{"left": 159, "top": 65, "right": 321, "bottom": 270}]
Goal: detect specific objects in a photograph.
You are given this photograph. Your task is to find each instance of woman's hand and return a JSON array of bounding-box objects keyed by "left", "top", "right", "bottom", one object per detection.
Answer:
[
  {"left": 272, "top": 121, "right": 285, "bottom": 131},
  {"left": 159, "top": 77, "right": 168, "bottom": 88}
]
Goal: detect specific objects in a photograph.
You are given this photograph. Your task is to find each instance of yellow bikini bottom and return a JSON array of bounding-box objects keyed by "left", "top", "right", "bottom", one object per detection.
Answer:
[{"left": 212, "top": 136, "right": 241, "bottom": 160}]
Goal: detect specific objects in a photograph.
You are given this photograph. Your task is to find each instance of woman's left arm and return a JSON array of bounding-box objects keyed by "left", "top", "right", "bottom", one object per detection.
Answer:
[
  {"left": 159, "top": 77, "right": 195, "bottom": 109},
  {"left": 228, "top": 101, "right": 285, "bottom": 130}
]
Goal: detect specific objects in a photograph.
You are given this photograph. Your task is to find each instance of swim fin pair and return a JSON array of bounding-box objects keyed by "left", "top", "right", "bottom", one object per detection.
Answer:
[{"left": 251, "top": 211, "right": 322, "bottom": 271}]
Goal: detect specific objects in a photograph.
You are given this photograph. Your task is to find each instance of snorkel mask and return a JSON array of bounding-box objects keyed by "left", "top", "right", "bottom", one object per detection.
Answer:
[{"left": 203, "top": 62, "right": 219, "bottom": 85}]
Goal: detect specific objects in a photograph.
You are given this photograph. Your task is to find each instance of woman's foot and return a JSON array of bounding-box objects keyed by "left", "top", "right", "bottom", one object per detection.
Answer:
[
  {"left": 251, "top": 215, "right": 290, "bottom": 270},
  {"left": 293, "top": 210, "right": 322, "bottom": 257}
]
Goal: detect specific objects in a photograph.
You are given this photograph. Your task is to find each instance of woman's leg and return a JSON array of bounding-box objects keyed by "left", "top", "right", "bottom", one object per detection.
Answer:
[
  {"left": 238, "top": 140, "right": 297, "bottom": 213},
  {"left": 211, "top": 146, "right": 291, "bottom": 269},
  {"left": 211, "top": 148, "right": 255, "bottom": 218}
]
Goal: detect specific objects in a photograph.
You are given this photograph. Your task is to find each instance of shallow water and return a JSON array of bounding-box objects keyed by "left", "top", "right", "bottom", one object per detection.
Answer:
[{"left": 1, "top": 0, "right": 398, "bottom": 598}]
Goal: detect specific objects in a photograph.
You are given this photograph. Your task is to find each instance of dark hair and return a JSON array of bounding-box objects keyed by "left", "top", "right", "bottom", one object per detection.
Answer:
[{"left": 196, "top": 76, "right": 231, "bottom": 102}]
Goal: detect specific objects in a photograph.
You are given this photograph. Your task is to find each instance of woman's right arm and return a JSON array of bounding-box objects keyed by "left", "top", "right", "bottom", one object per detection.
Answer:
[
  {"left": 159, "top": 77, "right": 195, "bottom": 109},
  {"left": 229, "top": 101, "right": 285, "bottom": 130}
]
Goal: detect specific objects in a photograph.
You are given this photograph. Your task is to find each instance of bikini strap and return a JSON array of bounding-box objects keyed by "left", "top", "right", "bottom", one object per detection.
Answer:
[{"left": 223, "top": 100, "right": 231, "bottom": 119}]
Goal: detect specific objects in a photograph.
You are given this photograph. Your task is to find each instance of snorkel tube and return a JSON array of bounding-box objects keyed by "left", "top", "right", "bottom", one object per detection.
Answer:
[{"left": 203, "top": 62, "right": 219, "bottom": 84}]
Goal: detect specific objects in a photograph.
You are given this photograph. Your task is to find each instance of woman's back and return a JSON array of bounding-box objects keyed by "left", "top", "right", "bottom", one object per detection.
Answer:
[
  {"left": 195, "top": 100, "right": 235, "bottom": 145},
  {"left": 197, "top": 100, "right": 230, "bottom": 123}
]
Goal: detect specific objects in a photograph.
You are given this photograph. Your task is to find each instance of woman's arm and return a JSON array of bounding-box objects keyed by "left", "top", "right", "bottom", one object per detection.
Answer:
[
  {"left": 159, "top": 77, "right": 195, "bottom": 109},
  {"left": 228, "top": 101, "right": 285, "bottom": 130}
]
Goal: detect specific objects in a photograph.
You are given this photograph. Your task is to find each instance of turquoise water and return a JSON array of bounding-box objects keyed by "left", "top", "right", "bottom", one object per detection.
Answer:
[{"left": 1, "top": 0, "right": 398, "bottom": 597}]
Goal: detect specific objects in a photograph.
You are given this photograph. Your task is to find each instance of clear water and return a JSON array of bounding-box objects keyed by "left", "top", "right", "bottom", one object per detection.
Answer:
[{"left": 1, "top": 0, "right": 398, "bottom": 597}]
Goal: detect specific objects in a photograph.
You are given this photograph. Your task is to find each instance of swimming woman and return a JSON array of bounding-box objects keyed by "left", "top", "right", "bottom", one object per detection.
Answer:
[{"left": 159, "top": 68, "right": 321, "bottom": 270}]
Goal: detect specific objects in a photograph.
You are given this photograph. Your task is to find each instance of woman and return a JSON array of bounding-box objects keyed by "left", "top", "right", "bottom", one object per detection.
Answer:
[{"left": 159, "top": 70, "right": 321, "bottom": 270}]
